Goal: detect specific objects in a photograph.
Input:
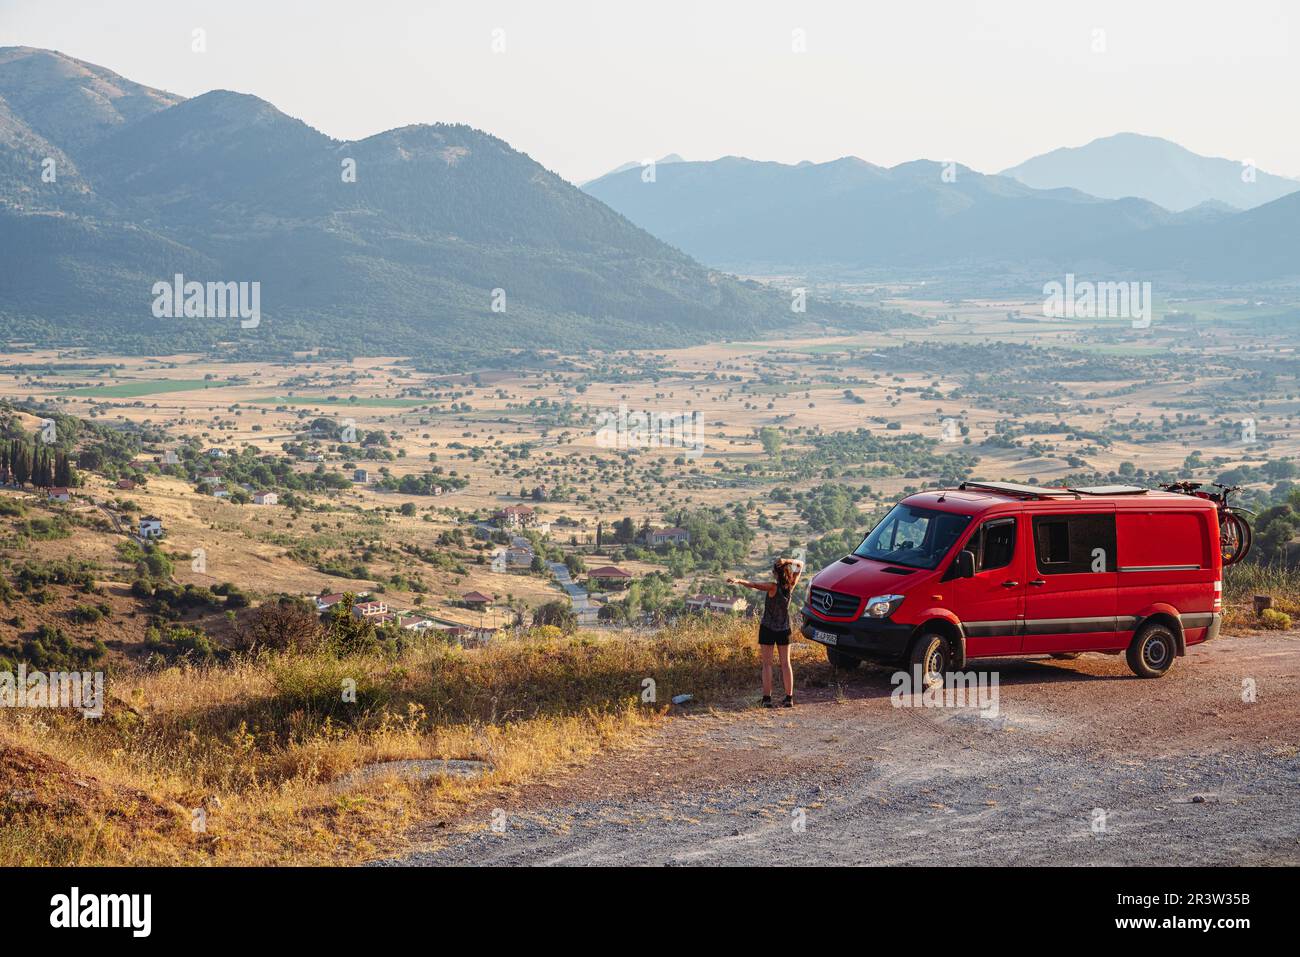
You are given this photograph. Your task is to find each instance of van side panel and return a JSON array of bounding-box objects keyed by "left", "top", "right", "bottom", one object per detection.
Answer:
[
  {"left": 1021, "top": 506, "right": 1120, "bottom": 653},
  {"left": 1116, "top": 508, "right": 1218, "bottom": 646}
]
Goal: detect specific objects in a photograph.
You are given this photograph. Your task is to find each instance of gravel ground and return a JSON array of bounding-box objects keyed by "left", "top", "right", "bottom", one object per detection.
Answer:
[{"left": 378, "top": 632, "right": 1300, "bottom": 866}]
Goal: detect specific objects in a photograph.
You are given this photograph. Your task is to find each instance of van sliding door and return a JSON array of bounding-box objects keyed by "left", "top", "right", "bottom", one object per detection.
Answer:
[{"left": 1023, "top": 509, "right": 1119, "bottom": 653}]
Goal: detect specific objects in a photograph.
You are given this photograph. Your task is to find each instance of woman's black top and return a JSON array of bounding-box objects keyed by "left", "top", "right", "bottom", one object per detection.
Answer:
[{"left": 761, "top": 581, "right": 792, "bottom": 633}]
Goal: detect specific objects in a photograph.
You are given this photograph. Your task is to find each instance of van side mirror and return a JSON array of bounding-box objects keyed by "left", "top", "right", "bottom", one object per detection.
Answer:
[{"left": 953, "top": 549, "right": 976, "bottom": 579}]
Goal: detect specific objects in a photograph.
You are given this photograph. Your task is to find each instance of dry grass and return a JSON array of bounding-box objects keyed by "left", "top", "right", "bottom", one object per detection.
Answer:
[
  {"left": 1223, "top": 562, "right": 1300, "bottom": 631},
  {"left": 0, "top": 616, "right": 796, "bottom": 865}
]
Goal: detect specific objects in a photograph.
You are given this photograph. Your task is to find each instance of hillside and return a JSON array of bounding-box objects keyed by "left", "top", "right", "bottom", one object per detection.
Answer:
[
  {"left": 584, "top": 151, "right": 1300, "bottom": 285},
  {"left": 582, "top": 155, "right": 1176, "bottom": 273},
  {"left": 0, "top": 48, "right": 892, "bottom": 359},
  {"left": 1072, "top": 189, "right": 1300, "bottom": 283},
  {"left": 1002, "top": 132, "right": 1300, "bottom": 213}
]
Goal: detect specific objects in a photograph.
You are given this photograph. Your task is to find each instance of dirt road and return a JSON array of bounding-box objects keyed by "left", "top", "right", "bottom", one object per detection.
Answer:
[{"left": 382, "top": 632, "right": 1300, "bottom": 866}]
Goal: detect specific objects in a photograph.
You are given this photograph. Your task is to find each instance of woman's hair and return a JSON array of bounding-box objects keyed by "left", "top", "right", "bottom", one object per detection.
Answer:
[{"left": 773, "top": 557, "right": 802, "bottom": 591}]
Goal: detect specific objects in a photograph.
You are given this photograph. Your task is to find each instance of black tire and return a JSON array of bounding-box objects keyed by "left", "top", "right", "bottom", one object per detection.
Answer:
[
  {"left": 1126, "top": 623, "right": 1177, "bottom": 678},
  {"left": 908, "top": 632, "right": 951, "bottom": 689},
  {"left": 1220, "top": 511, "right": 1252, "bottom": 565},
  {"left": 825, "top": 646, "right": 860, "bottom": 671}
]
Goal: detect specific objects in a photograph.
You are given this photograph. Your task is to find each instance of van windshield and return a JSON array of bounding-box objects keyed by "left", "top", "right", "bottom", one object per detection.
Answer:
[{"left": 853, "top": 504, "right": 972, "bottom": 570}]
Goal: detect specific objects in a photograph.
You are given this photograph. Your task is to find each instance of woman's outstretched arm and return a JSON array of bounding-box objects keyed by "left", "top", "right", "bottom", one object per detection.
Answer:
[{"left": 727, "top": 577, "right": 777, "bottom": 596}]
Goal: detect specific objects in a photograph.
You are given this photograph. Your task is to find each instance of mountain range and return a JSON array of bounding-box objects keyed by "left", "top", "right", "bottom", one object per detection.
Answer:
[
  {"left": 0, "top": 48, "right": 880, "bottom": 358},
  {"left": 583, "top": 145, "right": 1300, "bottom": 285},
  {"left": 3, "top": 46, "right": 1297, "bottom": 358}
]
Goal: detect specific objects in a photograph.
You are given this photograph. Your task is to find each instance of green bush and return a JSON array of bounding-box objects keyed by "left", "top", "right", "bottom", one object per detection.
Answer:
[{"left": 1260, "top": 608, "right": 1292, "bottom": 630}]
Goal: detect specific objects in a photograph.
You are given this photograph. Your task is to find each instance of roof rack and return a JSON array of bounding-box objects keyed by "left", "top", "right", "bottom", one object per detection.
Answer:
[
  {"left": 956, "top": 481, "right": 1078, "bottom": 500},
  {"left": 1070, "top": 485, "right": 1149, "bottom": 496}
]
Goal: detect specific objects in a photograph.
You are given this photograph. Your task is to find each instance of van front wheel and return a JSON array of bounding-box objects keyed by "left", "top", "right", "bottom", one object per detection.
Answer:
[
  {"left": 1127, "top": 623, "right": 1176, "bottom": 678},
  {"left": 825, "top": 647, "right": 860, "bottom": 671},
  {"left": 909, "top": 633, "right": 951, "bottom": 689}
]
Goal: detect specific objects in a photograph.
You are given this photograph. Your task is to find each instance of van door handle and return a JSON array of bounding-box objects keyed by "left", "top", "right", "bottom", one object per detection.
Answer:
[
  {"left": 1029, "top": 579, "right": 1046, "bottom": 586},
  {"left": 1001, "top": 580, "right": 1019, "bottom": 588}
]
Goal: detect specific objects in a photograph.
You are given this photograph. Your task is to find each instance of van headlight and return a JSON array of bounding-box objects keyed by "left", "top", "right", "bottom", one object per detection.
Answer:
[{"left": 863, "top": 594, "right": 904, "bottom": 618}]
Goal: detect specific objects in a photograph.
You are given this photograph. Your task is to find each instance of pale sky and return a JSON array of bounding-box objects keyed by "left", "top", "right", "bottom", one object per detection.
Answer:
[{"left": 2, "top": 0, "right": 1295, "bottom": 184}]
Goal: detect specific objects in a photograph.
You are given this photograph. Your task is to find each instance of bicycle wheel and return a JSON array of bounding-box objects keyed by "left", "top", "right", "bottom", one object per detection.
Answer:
[{"left": 1220, "top": 511, "right": 1252, "bottom": 565}]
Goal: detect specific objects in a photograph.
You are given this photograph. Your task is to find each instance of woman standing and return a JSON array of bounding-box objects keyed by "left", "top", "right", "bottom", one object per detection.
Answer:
[{"left": 727, "top": 558, "right": 803, "bottom": 707}]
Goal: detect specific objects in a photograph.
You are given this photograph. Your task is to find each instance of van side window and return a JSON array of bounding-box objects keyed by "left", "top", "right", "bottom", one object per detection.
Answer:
[
  {"left": 1032, "top": 514, "right": 1116, "bottom": 575},
  {"left": 977, "top": 518, "right": 1016, "bottom": 572}
]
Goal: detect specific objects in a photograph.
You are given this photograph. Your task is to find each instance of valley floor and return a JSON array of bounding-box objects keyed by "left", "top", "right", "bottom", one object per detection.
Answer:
[{"left": 379, "top": 631, "right": 1300, "bottom": 866}]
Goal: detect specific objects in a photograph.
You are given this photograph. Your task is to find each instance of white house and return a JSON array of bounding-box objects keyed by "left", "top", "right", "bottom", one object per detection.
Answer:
[
  {"left": 399, "top": 615, "right": 437, "bottom": 633},
  {"left": 352, "top": 600, "right": 389, "bottom": 619},
  {"left": 211, "top": 485, "right": 230, "bottom": 498},
  {"left": 207, "top": 448, "right": 228, "bottom": 459},
  {"left": 139, "top": 516, "right": 164, "bottom": 539},
  {"left": 685, "top": 594, "right": 747, "bottom": 615},
  {"left": 505, "top": 545, "right": 534, "bottom": 568},
  {"left": 47, "top": 487, "right": 71, "bottom": 503},
  {"left": 252, "top": 491, "right": 278, "bottom": 505},
  {"left": 314, "top": 592, "right": 346, "bottom": 613},
  {"left": 646, "top": 526, "right": 690, "bottom": 546}
]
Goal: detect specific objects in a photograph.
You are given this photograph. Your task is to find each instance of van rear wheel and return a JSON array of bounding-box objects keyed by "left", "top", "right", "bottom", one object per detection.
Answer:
[
  {"left": 1127, "top": 623, "right": 1176, "bottom": 678},
  {"left": 825, "top": 647, "right": 860, "bottom": 671},
  {"left": 908, "top": 633, "right": 951, "bottom": 689}
]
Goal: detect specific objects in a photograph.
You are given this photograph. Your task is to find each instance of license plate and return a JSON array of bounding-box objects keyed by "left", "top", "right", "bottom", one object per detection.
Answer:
[{"left": 811, "top": 629, "right": 838, "bottom": 646}]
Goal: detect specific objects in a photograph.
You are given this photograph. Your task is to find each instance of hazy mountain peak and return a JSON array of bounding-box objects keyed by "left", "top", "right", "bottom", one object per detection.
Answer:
[
  {"left": 581, "top": 153, "right": 684, "bottom": 186},
  {"left": 1002, "top": 132, "right": 1300, "bottom": 212}
]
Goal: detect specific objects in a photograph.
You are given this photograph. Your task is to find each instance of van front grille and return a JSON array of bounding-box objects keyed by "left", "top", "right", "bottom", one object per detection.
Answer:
[{"left": 808, "top": 587, "right": 860, "bottom": 618}]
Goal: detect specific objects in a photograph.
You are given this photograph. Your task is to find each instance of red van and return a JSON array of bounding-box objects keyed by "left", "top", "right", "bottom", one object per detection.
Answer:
[{"left": 801, "top": 482, "right": 1223, "bottom": 680}]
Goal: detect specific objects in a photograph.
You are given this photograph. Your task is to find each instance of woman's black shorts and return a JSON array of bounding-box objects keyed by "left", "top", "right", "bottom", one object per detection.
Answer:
[{"left": 758, "top": 624, "right": 791, "bottom": 646}]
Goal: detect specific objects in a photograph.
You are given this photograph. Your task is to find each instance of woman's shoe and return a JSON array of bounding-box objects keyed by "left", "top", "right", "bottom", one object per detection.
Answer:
[
  {"left": 782, "top": 695, "right": 794, "bottom": 708},
  {"left": 761, "top": 695, "right": 773, "bottom": 708}
]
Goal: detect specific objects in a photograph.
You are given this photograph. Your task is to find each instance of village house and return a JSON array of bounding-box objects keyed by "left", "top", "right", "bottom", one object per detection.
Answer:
[
  {"left": 353, "top": 468, "right": 369, "bottom": 484},
  {"left": 139, "top": 516, "right": 164, "bottom": 539},
  {"left": 252, "top": 490, "right": 278, "bottom": 506},
  {"left": 505, "top": 545, "right": 534, "bottom": 568},
  {"left": 494, "top": 504, "right": 536, "bottom": 528},
  {"left": 351, "top": 600, "right": 389, "bottom": 619},
  {"left": 461, "top": 591, "right": 494, "bottom": 608},
  {"left": 398, "top": 615, "right": 437, "bottom": 633},
  {"left": 116, "top": 479, "right": 136, "bottom": 491},
  {"left": 587, "top": 565, "right": 632, "bottom": 590},
  {"left": 685, "top": 594, "right": 748, "bottom": 615},
  {"left": 47, "top": 487, "right": 71, "bottom": 503},
  {"left": 207, "top": 448, "right": 228, "bottom": 459},
  {"left": 199, "top": 471, "right": 221, "bottom": 485},
  {"left": 645, "top": 526, "right": 690, "bottom": 547},
  {"left": 314, "top": 593, "right": 346, "bottom": 613},
  {"left": 304, "top": 452, "right": 324, "bottom": 463},
  {"left": 211, "top": 485, "right": 230, "bottom": 498}
]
